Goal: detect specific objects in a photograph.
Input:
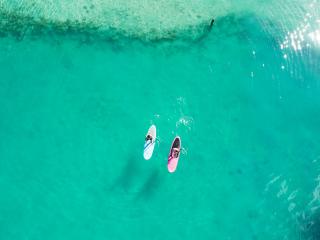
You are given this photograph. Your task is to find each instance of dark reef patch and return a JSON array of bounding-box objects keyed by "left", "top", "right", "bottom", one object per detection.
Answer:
[
  {"left": 0, "top": 8, "right": 209, "bottom": 45},
  {"left": 0, "top": 8, "right": 281, "bottom": 51},
  {"left": 297, "top": 211, "right": 320, "bottom": 240}
]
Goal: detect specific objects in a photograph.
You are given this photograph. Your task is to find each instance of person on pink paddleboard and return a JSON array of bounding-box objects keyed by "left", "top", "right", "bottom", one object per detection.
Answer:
[{"left": 168, "top": 137, "right": 181, "bottom": 173}]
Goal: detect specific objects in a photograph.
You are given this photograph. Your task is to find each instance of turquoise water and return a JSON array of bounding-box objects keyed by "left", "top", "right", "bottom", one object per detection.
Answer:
[{"left": 1, "top": 1, "right": 320, "bottom": 239}]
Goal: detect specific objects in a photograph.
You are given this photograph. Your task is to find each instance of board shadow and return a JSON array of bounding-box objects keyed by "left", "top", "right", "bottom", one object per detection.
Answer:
[
  {"left": 109, "top": 155, "right": 141, "bottom": 194},
  {"left": 135, "top": 168, "right": 162, "bottom": 200}
]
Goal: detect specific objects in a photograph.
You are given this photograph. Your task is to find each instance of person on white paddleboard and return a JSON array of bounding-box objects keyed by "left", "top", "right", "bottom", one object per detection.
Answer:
[{"left": 145, "top": 135, "right": 153, "bottom": 142}]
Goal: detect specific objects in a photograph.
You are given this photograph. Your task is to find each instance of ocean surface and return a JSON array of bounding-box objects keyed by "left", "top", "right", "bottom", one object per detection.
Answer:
[{"left": 0, "top": 0, "right": 320, "bottom": 239}]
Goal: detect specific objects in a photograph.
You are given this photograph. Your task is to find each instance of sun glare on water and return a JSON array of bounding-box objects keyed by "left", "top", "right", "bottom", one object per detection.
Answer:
[{"left": 280, "top": 1, "right": 320, "bottom": 51}]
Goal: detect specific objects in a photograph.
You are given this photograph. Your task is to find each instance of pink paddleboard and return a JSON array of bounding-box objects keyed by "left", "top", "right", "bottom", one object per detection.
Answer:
[{"left": 167, "top": 136, "right": 181, "bottom": 173}]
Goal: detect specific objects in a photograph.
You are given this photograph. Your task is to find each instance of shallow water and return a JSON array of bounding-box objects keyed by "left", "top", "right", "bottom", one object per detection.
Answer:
[{"left": 0, "top": 1, "right": 320, "bottom": 240}]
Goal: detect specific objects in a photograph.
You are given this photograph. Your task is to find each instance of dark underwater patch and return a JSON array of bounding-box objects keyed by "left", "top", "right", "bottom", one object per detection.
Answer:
[{"left": 0, "top": 7, "right": 283, "bottom": 51}]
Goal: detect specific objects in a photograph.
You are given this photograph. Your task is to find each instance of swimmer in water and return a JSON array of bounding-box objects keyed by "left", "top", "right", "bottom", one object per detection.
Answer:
[{"left": 209, "top": 19, "right": 215, "bottom": 30}]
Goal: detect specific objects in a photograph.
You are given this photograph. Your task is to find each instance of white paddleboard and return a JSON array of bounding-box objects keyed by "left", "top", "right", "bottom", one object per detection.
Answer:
[{"left": 143, "top": 125, "right": 156, "bottom": 160}]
